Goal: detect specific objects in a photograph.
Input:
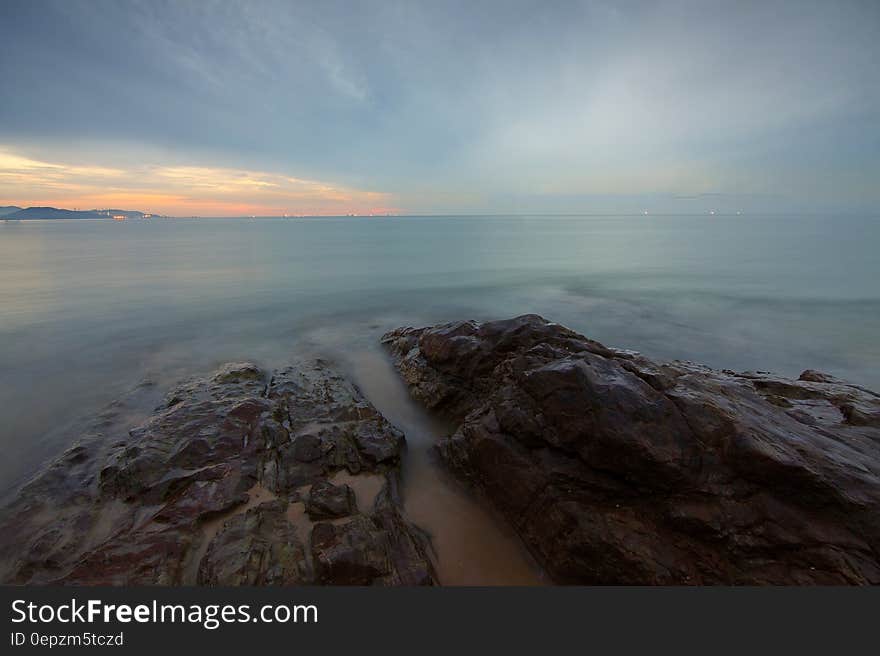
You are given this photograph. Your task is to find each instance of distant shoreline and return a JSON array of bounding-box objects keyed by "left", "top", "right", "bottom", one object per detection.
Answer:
[
  {"left": 0, "top": 206, "right": 160, "bottom": 220},
  {"left": 4, "top": 212, "right": 880, "bottom": 221}
]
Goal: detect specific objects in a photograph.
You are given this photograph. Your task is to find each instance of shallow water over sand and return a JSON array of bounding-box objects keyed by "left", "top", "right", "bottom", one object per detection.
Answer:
[
  {"left": 1, "top": 214, "right": 878, "bottom": 582},
  {"left": 343, "top": 349, "right": 545, "bottom": 585}
]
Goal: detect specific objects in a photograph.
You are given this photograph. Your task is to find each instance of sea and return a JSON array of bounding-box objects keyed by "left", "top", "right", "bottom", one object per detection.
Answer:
[{"left": 1, "top": 213, "right": 878, "bottom": 583}]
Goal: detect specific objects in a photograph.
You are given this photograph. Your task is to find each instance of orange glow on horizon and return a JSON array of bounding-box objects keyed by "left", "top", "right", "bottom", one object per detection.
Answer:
[{"left": 0, "top": 147, "right": 400, "bottom": 216}]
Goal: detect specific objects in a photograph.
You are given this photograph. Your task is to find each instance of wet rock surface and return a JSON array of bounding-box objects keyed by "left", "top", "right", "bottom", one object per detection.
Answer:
[
  {"left": 383, "top": 314, "right": 880, "bottom": 584},
  {"left": 306, "top": 481, "right": 357, "bottom": 520},
  {"left": 0, "top": 360, "right": 435, "bottom": 585}
]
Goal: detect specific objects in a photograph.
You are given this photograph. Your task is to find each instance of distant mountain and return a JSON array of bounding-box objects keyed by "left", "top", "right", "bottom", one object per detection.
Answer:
[
  {"left": 6, "top": 207, "right": 104, "bottom": 219},
  {"left": 0, "top": 206, "right": 22, "bottom": 217},
  {"left": 4, "top": 206, "right": 160, "bottom": 220}
]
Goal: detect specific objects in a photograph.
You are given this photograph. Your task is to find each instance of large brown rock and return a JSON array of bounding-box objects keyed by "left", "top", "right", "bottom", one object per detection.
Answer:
[
  {"left": 383, "top": 314, "right": 880, "bottom": 584},
  {"left": 0, "top": 360, "right": 435, "bottom": 585}
]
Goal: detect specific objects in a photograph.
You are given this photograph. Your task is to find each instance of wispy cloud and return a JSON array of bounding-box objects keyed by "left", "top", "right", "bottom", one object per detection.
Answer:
[
  {"left": 0, "top": 147, "right": 395, "bottom": 215},
  {"left": 0, "top": 151, "right": 125, "bottom": 185}
]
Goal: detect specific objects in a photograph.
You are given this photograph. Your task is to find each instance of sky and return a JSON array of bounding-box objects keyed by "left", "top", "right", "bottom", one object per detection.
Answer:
[{"left": 0, "top": 0, "right": 878, "bottom": 216}]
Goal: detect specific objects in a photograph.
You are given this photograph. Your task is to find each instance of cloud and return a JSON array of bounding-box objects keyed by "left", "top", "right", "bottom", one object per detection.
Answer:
[
  {"left": 0, "top": 147, "right": 395, "bottom": 216},
  {"left": 0, "top": 151, "right": 125, "bottom": 186},
  {"left": 0, "top": 1, "right": 878, "bottom": 213}
]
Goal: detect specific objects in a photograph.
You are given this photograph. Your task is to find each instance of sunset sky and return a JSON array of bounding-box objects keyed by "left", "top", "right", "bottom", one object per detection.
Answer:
[{"left": 1, "top": 0, "right": 878, "bottom": 216}]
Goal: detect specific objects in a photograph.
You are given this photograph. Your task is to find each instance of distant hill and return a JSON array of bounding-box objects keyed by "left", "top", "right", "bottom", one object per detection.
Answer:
[
  {"left": 6, "top": 207, "right": 105, "bottom": 219},
  {"left": 4, "top": 206, "right": 160, "bottom": 220},
  {"left": 0, "top": 206, "right": 22, "bottom": 217}
]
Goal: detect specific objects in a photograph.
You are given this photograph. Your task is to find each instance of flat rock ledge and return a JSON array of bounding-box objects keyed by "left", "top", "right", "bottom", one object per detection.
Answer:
[
  {"left": 0, "top": 360, "right": 436, "bottom": 585},
  {"left": 382, "top": 314, "right": 880, "bottom": 584}
]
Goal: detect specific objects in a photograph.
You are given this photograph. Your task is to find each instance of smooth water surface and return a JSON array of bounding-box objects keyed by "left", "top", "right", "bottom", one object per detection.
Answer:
[{"left": 1, "top": 214, "right": 878, "bottom": 582}]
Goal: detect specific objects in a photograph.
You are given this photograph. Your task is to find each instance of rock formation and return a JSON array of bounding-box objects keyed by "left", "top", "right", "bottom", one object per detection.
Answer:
[
  {"left": 0, "top": 360, "right": 435, "bottom": 585},
  {"left": 382, "top": 314, "right": 880, "bottom": 584}
]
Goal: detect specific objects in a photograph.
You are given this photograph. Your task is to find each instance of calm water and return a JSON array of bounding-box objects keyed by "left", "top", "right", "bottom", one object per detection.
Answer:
[{"left": 1, "top": 214, "right": 878, "bottom": 582}]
